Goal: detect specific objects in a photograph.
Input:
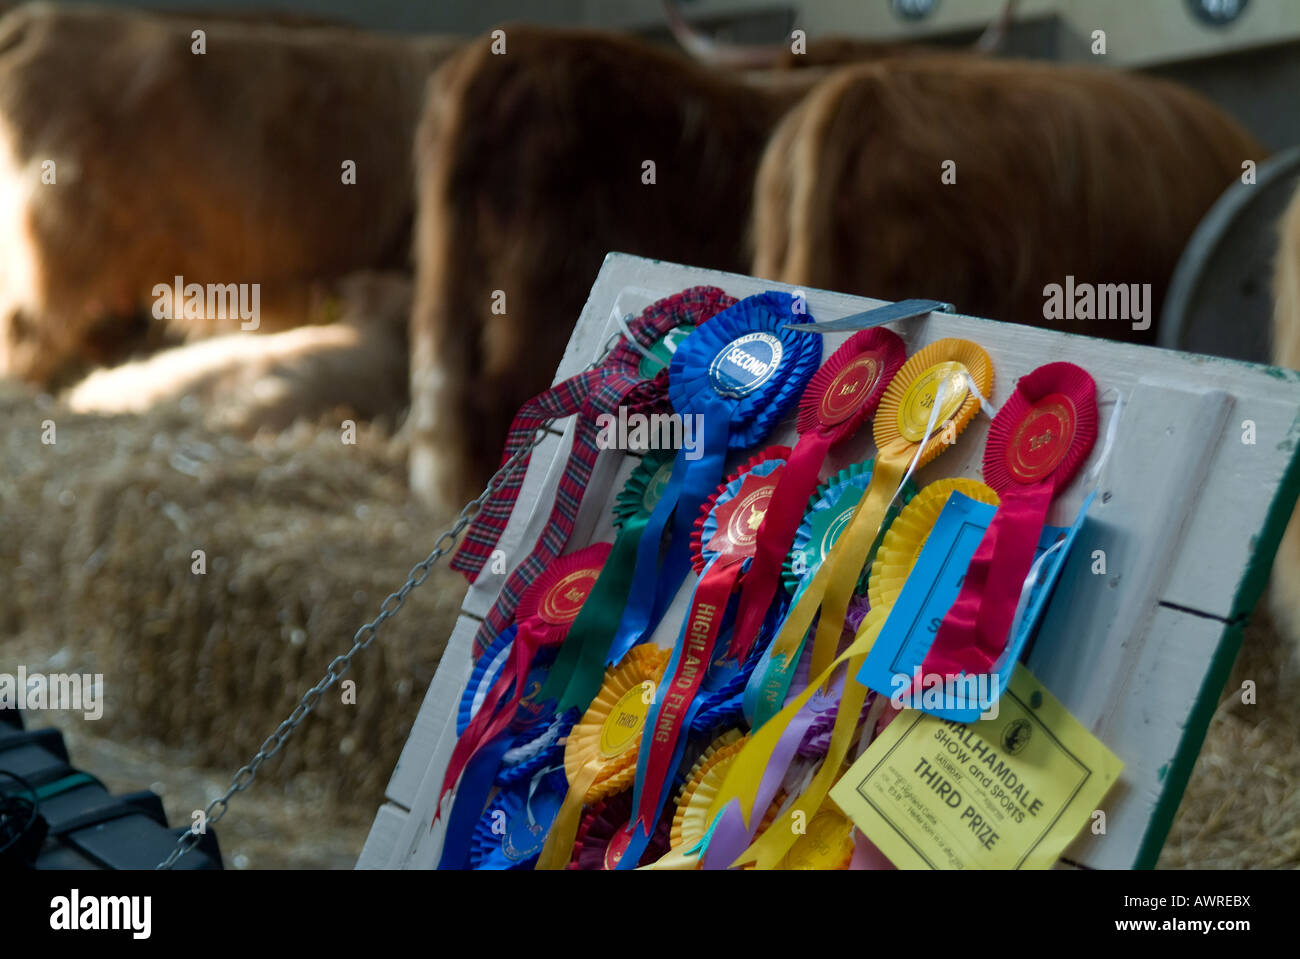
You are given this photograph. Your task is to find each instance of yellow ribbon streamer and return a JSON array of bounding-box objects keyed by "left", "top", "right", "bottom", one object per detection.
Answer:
[
  {"left": 706, "top": 340, "right": 994, "bottom": 853},
  {"left": 535, "top": 759, "right": 600, "bottom": 871}
]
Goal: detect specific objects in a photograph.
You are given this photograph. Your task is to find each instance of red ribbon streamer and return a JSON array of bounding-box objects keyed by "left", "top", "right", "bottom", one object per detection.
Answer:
[
  {"left": 632, "top": 556, "right": 744, "bottom": 831},
  {"left": 726, "top": 432, "right": 830, "bottom": 661}
]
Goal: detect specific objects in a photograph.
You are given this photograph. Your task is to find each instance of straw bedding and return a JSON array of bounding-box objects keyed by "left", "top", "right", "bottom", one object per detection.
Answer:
[
  {"left": 1, "top": 378, "right": 464, "bottom": 867},
  {"left": 1, "top": 378, "right": 1295, "bottom": 868}
]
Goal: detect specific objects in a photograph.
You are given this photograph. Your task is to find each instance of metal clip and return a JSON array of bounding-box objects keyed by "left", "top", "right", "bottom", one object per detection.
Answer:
[{"left": 784, "top": 298, "right": 954, "bottom": 333}]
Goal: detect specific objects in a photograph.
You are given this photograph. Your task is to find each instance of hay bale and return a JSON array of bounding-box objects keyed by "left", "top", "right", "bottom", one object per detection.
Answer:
[
  {"left": 1157, "top": 602, "right": 1300, "bottom": 868},
  {"left": 1, "top": 378, "right": 466, "bottom": 806}
]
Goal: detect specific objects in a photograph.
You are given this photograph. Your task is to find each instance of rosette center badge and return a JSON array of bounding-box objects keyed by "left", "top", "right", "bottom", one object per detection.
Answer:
[{"left": 709, "top": 332, "right": 785, "bottom": 398}]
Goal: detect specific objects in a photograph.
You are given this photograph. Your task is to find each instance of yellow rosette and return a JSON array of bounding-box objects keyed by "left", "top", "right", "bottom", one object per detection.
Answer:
[
  {"left": 707, "top": 340, "right": 993, "bottom": 869},
  {"left": 536, "top": 643, "right": 669, "bottom": 869},
  {"left": 777, "top": 800, "right": 856, "bottom": 870},
  {"left": 868, "top": 478, "right": 1000, "bottom": 611}
]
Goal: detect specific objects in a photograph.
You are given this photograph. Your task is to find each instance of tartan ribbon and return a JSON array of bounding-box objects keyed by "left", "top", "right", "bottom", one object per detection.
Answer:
[{"left": 452, "top": 286, "right": 738, "bottom": 656}]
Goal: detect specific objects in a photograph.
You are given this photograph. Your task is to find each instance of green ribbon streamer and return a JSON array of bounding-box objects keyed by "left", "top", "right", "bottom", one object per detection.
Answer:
[{"left": 542, "top": 520, "right": 649, "bottom": 713}]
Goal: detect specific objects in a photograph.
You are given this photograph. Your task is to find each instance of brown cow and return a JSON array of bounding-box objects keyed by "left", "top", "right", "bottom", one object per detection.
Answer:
[
  {"left": 407, "top": 25, "right": 818, "bottom": 510},
  {"left": 407, "top": 22, "right": 1260, "bottom": 511},
  {"left": 750, "top": 57, "right": 1261, "bottom": 343},
  {"left": 0, "top": 2, "right": 458, "bottom": 390},
  {"left": 1270, "top": 181, "right": 1300, "bottom": 653}
]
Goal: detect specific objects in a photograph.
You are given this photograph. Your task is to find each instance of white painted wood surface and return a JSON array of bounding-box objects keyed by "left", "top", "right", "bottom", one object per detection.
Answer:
[{"left": 360, "top": 253, "right": 1300, "bottom": 869}]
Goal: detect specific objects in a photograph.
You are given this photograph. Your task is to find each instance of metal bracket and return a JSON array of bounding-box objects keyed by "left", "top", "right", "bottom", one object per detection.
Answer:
[{"left": 784, "top": 298, "right": 955, "bottom": 333}]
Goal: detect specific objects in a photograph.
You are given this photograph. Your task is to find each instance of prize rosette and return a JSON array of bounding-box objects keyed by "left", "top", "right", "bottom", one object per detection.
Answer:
[
  {"left": 783, "top": 462, "right": 918, "bottom": 596},
  {"left": 790, "top": 644, "right": 871, "bottom": 760},
  {"left": 668, "top": 291, "right": 823, "bottom": 451},
  {"left": 533, "top": 643, "right": 670, "bottom": 869},
  {"left": 671, "top": 730, "right": 748, "bottom": 852},
  {"left": 469, "top": 769, "right": 569, "bottom": 871},
  {"left": 439, "top": 542, "right": 612, "bottom": 814},
  {"left": 867, "top": 478, "right": 1001, "bottom": 612},
  {"left": 454, "top": 627, "right": 575, "bottom": 791},
  {"left": 620, "top": 447, "right": 791, "bottom": 862},
  {"left": 775, "top": 801, "right": 855, "bottom": 870},
  {"left": 725, "top": 328, "right": 906, "bottom": 663},
  {"left": 456, "top": 629, "right": 558, "bottom": 739},
  {"left": 568, "top": 790, "right": 673, "bottom": 870},
  {"left": 495, "top": 707, "right": 580, "bottom": 789},
  {"left": 705, "top": 339, "right": 995, "bottom": 870},
  {"left": 689, "top": 635, "right": 771, "bottom": 737},
  {"left": 604, "top": 292, "right": 822, "bottom": 664},
  {"left": 564, "top": 643, "right": 671, "bottom": 803},
  {"left": 925, "top": 362, "right": 1097, "bottom": 678},
  {"left": 690, "top": 448, "right": 790, "bottom": 576},
  {"left": 541, "top": 448, "right": 678, "bottom": 716},
  {"left": 745, "top": 461, "right": 913, "bottom": 733}
]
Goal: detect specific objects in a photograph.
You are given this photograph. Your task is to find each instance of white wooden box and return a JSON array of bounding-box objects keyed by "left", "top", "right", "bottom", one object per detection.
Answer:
[{"left": 358, "top": 253, "right": 1300, "bottom": 870}]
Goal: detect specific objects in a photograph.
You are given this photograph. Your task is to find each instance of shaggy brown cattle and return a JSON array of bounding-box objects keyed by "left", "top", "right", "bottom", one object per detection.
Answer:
[
  {"left": 407, "top": 26, "right": 818, "bottom": 510},
  {"left": 0, "top": 2, "right": 458, "bottom": 390},
  {"left": 1270, "top": 182, "right": 1300, "bottom": 653},
  {"left": 407, "top": 23, "right": 1260, "bottom": 511},
  {"left": 750, "top": 58, "right": 1261, "bottom": 344}
]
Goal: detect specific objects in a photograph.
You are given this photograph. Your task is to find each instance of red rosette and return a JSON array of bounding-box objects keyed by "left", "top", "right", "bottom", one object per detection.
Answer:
[
  {"left": 567, "top": 790, "right": 673, "bottom": 871},
  {"left": 925, "top": 362, "right": 1098, "bottom": 678},
  {"left": 440, "top": 541, "right": 612, "bottom": 812},
  {"left": 795, "top": 328, "right": 906, "bottom": 443},
  {"left": 982, "top": 362, "right": 1098, "bottom": 495},
  {"left": 689, "top": 446, "right": 793, "bottom": 575},
  {"left": 515, "top": 541, "right": 613, "bottom": 633}
]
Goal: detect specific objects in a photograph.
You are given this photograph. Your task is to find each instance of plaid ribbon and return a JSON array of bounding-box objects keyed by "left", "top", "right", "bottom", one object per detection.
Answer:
[{"left": 452, "top": 286, "right": 738, "bottom": 656}]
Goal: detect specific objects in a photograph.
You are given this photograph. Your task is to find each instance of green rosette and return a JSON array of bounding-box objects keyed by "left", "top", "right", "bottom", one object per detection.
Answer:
[{"left": 781, "top": 461, "right": 918, "bottom": 596}]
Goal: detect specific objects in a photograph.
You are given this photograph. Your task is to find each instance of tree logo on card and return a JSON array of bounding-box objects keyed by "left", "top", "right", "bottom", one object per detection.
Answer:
[{"left": 1002, "top": 718, "right": 1033, "bottom": 755}]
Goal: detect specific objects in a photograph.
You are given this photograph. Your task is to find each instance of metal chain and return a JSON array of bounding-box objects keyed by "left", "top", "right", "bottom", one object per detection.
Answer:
[{"left": 157, "top": 338, "right": 622, "bottom": 869}]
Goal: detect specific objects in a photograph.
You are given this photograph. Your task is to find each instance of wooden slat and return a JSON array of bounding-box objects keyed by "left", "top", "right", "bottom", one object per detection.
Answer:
[
  {"left": 356, "top": 803, "right": 408, "bottom": 870},
  {"left": 1056, "top": 607, "right": 1243, "bottom": 869}
]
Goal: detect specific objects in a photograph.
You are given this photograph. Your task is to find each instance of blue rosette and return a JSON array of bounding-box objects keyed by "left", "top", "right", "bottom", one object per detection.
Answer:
[
  {"left": 690, "top": 634, "right": 772, "bottom": 736},
  {"left": 469, "top": 769, "right": 569, "bottom": 870},
  {"left": 457, "top": 628, "right": 514, "bottom": 737},
  {"left": 495, "top": 707, "right": 579, "bottom": 789},
  {"left": 457, "top": 626, "right": 558, "bottom": 739},
  {"left": 602, "top": 291, "right": 820, "bottom": 676},
  {"left": 668, "top": 290, "right": 822, "bottom": 449}
]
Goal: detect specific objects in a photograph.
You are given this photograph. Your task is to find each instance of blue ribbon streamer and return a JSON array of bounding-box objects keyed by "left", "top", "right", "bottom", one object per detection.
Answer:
[
  {"left": 603, "top": 399, "right": 731, "bottom": 664},
  {"left": 438, "top": 733, "right": 513, "bottom": 869}
]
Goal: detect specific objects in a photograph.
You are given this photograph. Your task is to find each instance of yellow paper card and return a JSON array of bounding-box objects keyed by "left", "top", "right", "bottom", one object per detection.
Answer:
[{"left": 829, "top": 664, "right": 1122, "bottom": 869}]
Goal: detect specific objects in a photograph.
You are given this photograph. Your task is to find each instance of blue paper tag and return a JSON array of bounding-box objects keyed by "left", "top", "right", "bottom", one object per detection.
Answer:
[
  {"left": 858, "top": 490, "right": 1094, "bottom": 721},
  {"left": 708, "top": 332, "right": 784, "bottom": 398}
]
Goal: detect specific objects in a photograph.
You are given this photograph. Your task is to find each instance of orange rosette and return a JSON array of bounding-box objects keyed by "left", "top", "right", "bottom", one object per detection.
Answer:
[
  {"left": 775, "top": 799, "right": 856, "bottom": 870},
  {"left": 535, "top": 643, "right": 669, "bottom": 869},
  {"left": 671, "top": 729, "right": 748, "bottom": 851},
  {"left": 565, "top": 643, "right": 670, "bottom": 803}
]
